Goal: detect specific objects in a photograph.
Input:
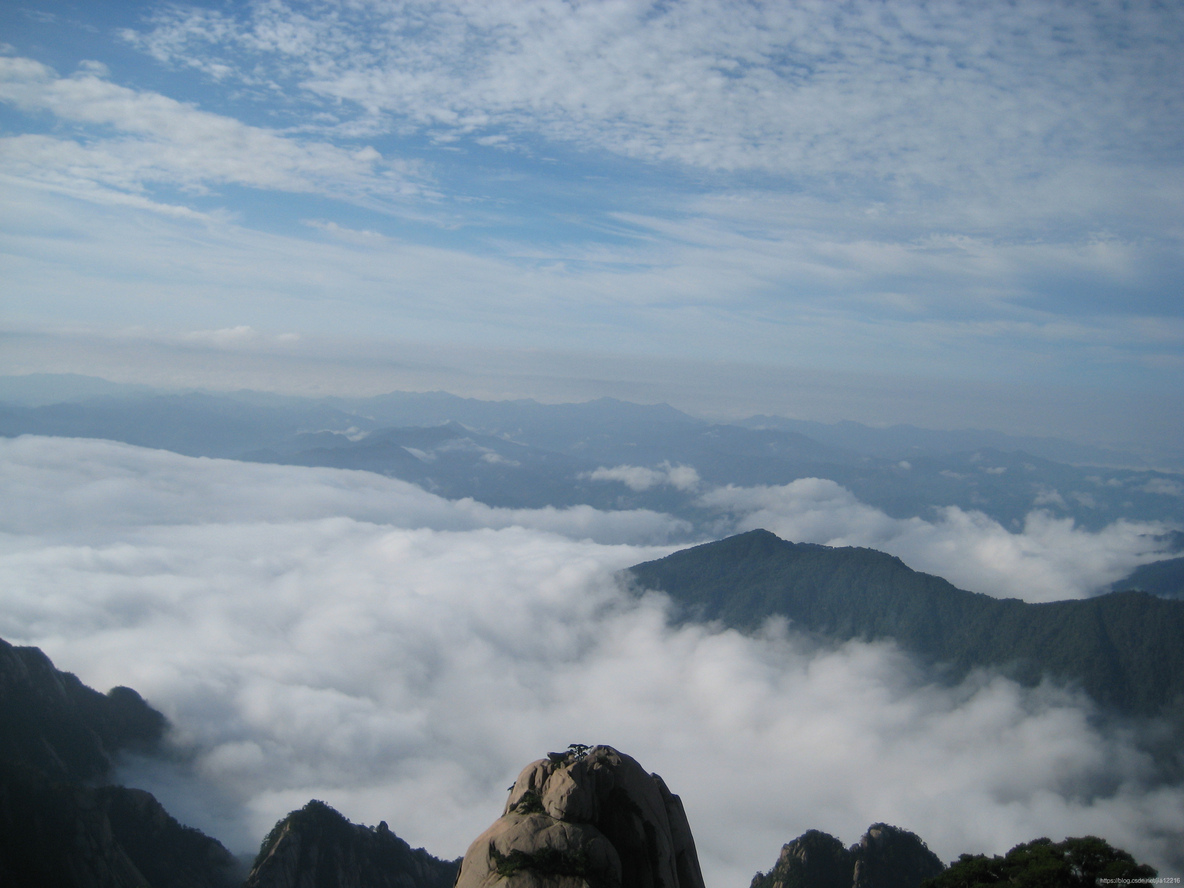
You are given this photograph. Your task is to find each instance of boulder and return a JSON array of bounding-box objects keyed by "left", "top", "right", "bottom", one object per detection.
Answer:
[{"left": 455, "top": 745, "right": 705, "bottom": 888}]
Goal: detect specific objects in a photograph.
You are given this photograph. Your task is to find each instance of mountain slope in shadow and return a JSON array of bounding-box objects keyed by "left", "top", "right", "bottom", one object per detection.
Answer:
[{"left": 626, "top": 529, "right": 1184, "bottom": 716}]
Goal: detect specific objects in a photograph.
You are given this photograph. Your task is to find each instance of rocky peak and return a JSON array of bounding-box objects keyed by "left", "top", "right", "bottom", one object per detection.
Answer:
[
  {"left": 751, "top": 823, "right": 943, "bottom": 888},
  {"left": 761, "top": 830, "right": 851, "bottom": 888},
  {"left": 454, "top": 744, "right": 706, "bottom": 888},
  {"left": 852, "top": 824, "right": 944, "bottom": 888},
  {"left": 0, "top": 637, "right": 166, "bottom": 784},
  {"left": 245, "top": 799, "right": 459, "bottom": 888},
  {"left": 0, "top": 636, "right": 238, "bottom": 888}
]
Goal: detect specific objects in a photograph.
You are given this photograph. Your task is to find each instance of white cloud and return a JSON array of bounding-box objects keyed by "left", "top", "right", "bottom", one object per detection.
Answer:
[
  {"left": 1142, "top": 477, "right": 1184, "bottom": 497},
  {"left": 2, "top": 2, "right": 1181, "bottom": 413},
  {"left": 123, "top": 0, "right": 1184, "bottom": 188},
  {"left": 180, "top": 325, "right": 300, "bottom": 348},
  {"left": 0, "top": 56, "right": 427, "bottom": 207},
  {"left": 584, "top": 462, "right": 701, "bottom": 492},
  {"left": 699, "top": 478, "right": 1171, "bottom": 602},
  {"left": 0, "top": 436, "right": 1181, "bottom": 884},
  {"left": 0, "top": 436, "right": 688, "bottom": 546},
  {"left": 183, "top": 325, "right": 260, "bottom": 347}
]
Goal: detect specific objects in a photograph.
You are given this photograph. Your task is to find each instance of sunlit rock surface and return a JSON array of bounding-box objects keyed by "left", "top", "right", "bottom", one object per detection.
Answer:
[{"left": 455, "top": 745, "right": 705, "bottom": 888}]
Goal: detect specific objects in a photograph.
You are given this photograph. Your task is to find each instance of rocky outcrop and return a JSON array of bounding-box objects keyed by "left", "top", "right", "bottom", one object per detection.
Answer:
[
  {"left": 0, "top": 637, "right": 166, "bottom": 784},
  {"left": 0, "top": 636, "right": 240, "bottom": 888},
  {"left": 751, "top": 823, "right": 944, "bottom": 888},
  {"left": 454, "top": 744, "right": 705, "bottom": 888},
  {"left": 0, "top": 772, "right": 242, "bottom": 888},
  {"left": 245, "top": 799, "right": 459, "bottom": 888}
]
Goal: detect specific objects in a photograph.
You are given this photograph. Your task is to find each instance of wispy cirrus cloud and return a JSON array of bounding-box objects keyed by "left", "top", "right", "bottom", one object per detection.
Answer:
[
  {"left": 0, "top": 55, "right": 429, "bottom": 210},
  {"left": 111, "top": 1, "right": 1184, "bottom": 328},
  {"left": 123, "top": 0, "right": 1184, "bottom": 187}
]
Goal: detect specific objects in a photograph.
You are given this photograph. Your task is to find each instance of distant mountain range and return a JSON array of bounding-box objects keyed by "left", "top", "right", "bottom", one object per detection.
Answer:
[
  {"left": 1111, "top": 555, "right": 1184, "bottom": 600},
  {"left": 739, "top": 415, "right": 1153, "bottom": 469},
  {"left": 0, "top": 374, "right": 1154, "bottom": 468},
  {"left": 3, "top": 375, "right": 1183, "bottom": 541},
  {"left": 626, "top": 529, "right": 1184, "bottom": 717}
]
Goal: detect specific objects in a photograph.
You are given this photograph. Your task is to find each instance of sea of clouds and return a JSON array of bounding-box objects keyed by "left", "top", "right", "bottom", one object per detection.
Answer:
[{"left": 1, "top": 436, "right": 1181, "bottom": 883}]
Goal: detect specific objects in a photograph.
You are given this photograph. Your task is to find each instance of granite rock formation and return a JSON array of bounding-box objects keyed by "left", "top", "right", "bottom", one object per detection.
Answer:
[
  {"left": 245, "top": 799, "right": 459, "bottom": 888},
  {"left": 750, "top": 823, "right": 944, "bottom": 888},
  {"left": 454, "top": 744, "right": 705, "bottom": 888}
]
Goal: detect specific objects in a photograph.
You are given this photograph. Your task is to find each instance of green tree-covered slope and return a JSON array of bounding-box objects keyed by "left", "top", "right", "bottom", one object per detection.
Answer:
[{"left": 627, "top": 530, "right": 1184, "bottom": 715}]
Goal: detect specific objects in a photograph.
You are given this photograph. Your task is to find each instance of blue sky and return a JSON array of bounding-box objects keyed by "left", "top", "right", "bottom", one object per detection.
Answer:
[{"left": 1, "top": 0, "right": 1182, "bottom": 450}]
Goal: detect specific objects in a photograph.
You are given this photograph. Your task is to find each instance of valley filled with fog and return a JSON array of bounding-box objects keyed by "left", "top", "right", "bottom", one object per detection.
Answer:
[{"left": 2, "top": 421, "right": 1182, "bottom": 883}]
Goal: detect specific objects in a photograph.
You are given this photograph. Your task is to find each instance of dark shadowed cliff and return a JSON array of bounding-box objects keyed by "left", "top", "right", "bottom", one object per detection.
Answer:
[
  {"left": 0, "top": 637, "right": 240, "bottom": 888},
  {"left": 245, "top": 800, "right": 459, "bottom": 888},
  {"left": 750, "top": 824, "right": 943, "bottom": 888}
]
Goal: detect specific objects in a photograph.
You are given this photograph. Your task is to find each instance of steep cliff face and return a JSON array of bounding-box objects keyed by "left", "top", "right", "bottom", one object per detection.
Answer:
[
  {"left": 751, "top": 824, "right": 944, "bottom": 888},
  {"left": 0, "top": 636, "right": 240, "bottom": 888},
  {"left": 0, "top": 638, "right": 166, "bottom": 784},
  {"left": 851, "top": 824, "right": 945, "bottom": 888},
  {"left": 454, "top": 744, "right": 705, "bottom": 888},
  {"left": 245, "top": 800, "right": 459, "bottom": 888},
  {"left": 0, "top": 773, "right": 242, "bottom": 888}
]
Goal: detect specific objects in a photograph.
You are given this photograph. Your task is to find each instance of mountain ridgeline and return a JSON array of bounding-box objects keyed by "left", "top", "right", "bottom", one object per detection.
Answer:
[
  {"left": 750, "top": 825, "right": 943, "bottom": 888},
  {"left": 626, "top": 529, "right": 1184, "bottom": 716},
  {"left": 247, "top": 800, "right": 459, "bottom": 888},
  {"left": 5, "top": 376, "right": 1184, "bottom": 538}
]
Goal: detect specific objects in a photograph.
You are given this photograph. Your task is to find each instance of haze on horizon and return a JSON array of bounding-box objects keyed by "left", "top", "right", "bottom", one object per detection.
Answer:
[{"left": 1, "top": 0, "right": 1183, "bottom": 456}]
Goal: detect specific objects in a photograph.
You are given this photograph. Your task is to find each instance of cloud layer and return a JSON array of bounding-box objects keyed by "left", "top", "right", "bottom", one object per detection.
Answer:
[
  {"left": 0, "top": 55, "right": 425, "bottom": 214},
  {"left": 701, "top": 478, "right": 1170, "bottom": 602},
  {"left": 126, "top": 0, "right": 1184, "bottom": 186},
  {"left": 1, "top": 436, "right": 1181, "bottom": 883}
]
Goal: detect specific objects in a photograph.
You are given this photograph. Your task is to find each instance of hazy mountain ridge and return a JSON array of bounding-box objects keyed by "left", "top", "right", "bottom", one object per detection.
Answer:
[
  {"left": 2, "top": 375, "right": 1182, "bottom": 539},
  {"left": 242, "top": 423, "right": 642, "bottom": 512},
  {"left": 739, "top": 416, "right": 1151, "bottom": 469},
  {"left": 626, "top": 529, "right": 1184, "bottom": 716},
  {"left": 1111, "top": 555, "right": 1184, "bottom": 600}
]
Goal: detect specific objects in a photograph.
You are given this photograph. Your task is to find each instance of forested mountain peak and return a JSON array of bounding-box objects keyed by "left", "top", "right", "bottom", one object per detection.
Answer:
[{"left": 627, "top": 531, "right": 1184, "bottom": 715}]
